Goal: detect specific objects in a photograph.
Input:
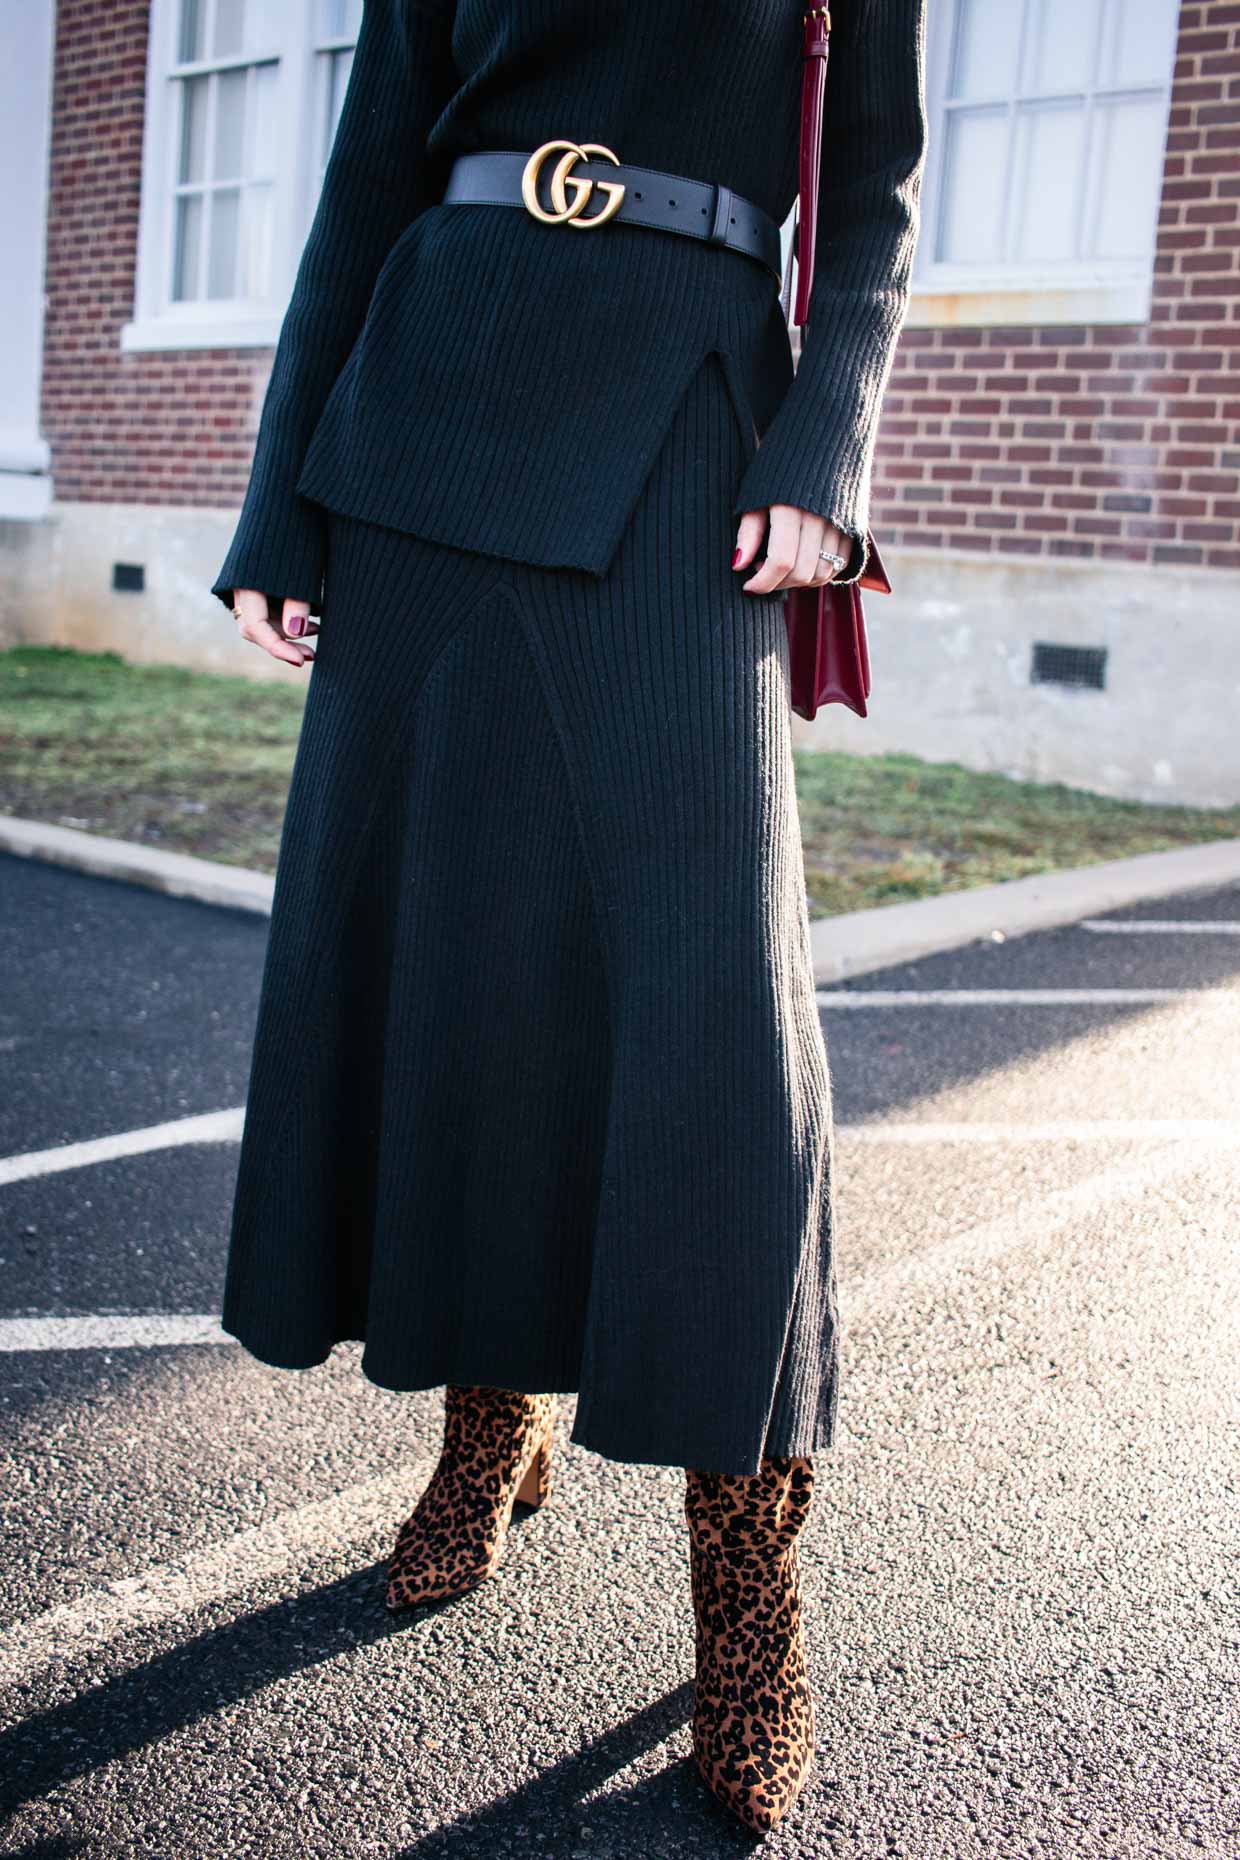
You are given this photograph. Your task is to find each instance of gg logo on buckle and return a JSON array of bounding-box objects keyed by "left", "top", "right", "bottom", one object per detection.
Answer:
[{"left": 520, "top": 139, "right": 626, "bottom": 229}]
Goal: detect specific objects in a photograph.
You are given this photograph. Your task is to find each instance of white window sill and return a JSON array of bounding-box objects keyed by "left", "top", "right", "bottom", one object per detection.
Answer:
[
  {"left": 0, "top": 429, "right": 51, "bottom": 475},
  {"left": 120, "top": 311, "right": 282, "bottom": 353},
  {"left": 0, "top": 426, "right": 53, "bottom": 519},
  {"left": 0, "top": 472, "right": 53, "bottom": 520},
  {"left": 906, "top": 270, "right": 1152, "bottom": 330}
]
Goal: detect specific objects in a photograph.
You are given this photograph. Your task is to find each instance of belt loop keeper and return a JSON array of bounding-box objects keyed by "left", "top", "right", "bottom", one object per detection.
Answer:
[{"left": 707, "top": 182, "right": 732, "bottom": 249}]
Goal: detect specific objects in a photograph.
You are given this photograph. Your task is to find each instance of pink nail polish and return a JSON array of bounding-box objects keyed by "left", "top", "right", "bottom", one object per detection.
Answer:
[
  {"left": 288, "top": 615, "right": 304, "bottom": 636},
  {"left": 732, "top": 548, "right": 743, "bottom": 568}
]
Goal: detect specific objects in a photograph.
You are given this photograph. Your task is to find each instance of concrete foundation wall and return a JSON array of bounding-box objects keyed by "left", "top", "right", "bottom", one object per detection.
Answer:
[
  {"left": 0, "top": 502, "right": 304, "bottom": 687},
  {"left": 794, "top": 548, "right": 1240, "bottom": 808},
  {"left": 1, "top": 507, "right": 1238, "bottom": 802}
]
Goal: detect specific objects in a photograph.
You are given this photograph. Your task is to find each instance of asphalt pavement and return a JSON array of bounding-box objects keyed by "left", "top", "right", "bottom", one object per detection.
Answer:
[{"left": 1, "top": 849, "right": 1237, "bottom": 1859}]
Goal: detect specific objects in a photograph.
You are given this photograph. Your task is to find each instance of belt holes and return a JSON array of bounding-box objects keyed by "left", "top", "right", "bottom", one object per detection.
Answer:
[
  {"left": 669, "top": 197, "right": 676, "bottom": 206},
  {"left": 634, "top": 190, "right": 642, "bottom": 199}
]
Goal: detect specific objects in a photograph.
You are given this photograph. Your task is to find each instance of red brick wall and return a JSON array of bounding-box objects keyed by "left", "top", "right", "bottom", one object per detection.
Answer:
[
  {"left": 42, "top": 0, "right": 1239, "bottom": 561},
  {"left": 41, "top": 0, "right": 265, "bottom": 506},
  {"left": 873, "top": 0, "right": 1240, "bottom": 572}
]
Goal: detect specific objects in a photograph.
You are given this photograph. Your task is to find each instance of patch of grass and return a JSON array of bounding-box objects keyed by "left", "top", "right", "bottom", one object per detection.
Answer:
[
  {"left": 0, "top": 645, "right": 306, "bottom": 871},
  {"left": 2, "top": 646, "right": 1238, "bottom": 906},
  {"left": 794, "top": 747, "right": 1240, "bottom": 916}
]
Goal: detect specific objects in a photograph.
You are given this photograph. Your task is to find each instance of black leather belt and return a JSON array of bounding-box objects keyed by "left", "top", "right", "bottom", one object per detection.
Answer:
[{"left": 441, "top": 143, "right": 783, "bottom": 287}]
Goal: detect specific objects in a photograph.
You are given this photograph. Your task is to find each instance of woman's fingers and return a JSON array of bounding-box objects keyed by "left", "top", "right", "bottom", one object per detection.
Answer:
[
  {"left": 280, "top": 597, "right": 317, "bottom": 644},
  {"left": 792, "top": 511, "right": 828, "bottom": 587},
  {"left": 231, "top": 588, "right": 314, "bottom": 668},
  {"left": 738, "top": 505, "right": 802, "bottom": 593},
  {"left": 733, "top": 508, "right": 853, "bottom": 592},
  {"left": 732, "top": 509, "right": 768, "bottom": 574}
]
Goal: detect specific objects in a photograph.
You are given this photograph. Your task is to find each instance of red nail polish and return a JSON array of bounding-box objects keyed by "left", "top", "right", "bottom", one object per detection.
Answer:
[
  {"left": 288, "top": 615, "right": 304, "bottom": 636},
  {"left": 732, "top": 548, "right": 743, "bottom": 568}
]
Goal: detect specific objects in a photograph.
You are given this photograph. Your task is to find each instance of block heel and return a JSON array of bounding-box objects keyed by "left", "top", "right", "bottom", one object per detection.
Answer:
[{"left": 514, "top": 1429, "right": 554, "bottom": 1509}]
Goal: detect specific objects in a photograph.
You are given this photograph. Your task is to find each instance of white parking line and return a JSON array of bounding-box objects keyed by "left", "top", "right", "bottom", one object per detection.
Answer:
[
  {"left": 1082, "top": 919, "right": 1240, "bottom": 934},
  {"left": 847, "top": 1130, "right": 1236, "bottom": 1311},
  {"left": 0, "top": 1313, "right": 231, "bottom": 1354},
  {"left": 3, "top": 1101, "right": 1235, "bottom": 1212},
  {"left": 844, "top": 1118, "right": 1240, "bottom": 1144},
  {"left": 1, "top": 1121, "right": 1230, "bottom": 1357},
  {"left": 0, "top": 1108, "right": 244, "bottom": 1187},
  {"left": 0, "top": 1131, "right": 1228, "bottom": 1692},
  {"left": 815, "top": 987, "right": 1240, "bottom": 1007}
]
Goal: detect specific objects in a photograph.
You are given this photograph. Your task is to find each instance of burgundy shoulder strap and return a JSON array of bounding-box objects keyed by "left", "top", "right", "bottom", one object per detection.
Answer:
[{"left": 793, "top": 6, "right": 831, "bottom": 328}]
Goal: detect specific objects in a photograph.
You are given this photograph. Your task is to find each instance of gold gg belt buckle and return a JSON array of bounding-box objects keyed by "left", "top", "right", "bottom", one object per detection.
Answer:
[{"left": 520, "top": 139, "right": 626, "bottom": 228}]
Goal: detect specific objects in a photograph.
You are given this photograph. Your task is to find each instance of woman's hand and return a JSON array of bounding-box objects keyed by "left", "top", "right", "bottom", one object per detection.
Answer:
[
  {"left": 732, "top": 505, "right": 851, "bottom": 594},
  {"left": 231, "top": 589, "right": 319, "bottom": 668}
]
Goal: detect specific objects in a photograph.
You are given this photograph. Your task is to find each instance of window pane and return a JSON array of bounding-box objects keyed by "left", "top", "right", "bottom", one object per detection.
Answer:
[
  {"left": 1026, "top": 0, "right": 1100, "bottom": 95},
  {"left": 938, "top": 107, "right": 1008, "bottom": 262},
  {"left": 178, "top": 0, "right": 205, "bottom": 63},
  {"left": 172, "top": 192, "right": 204, "bottom": 299},
  {"left": 213, "top": 0, "right": 245, "bottom": 57},
  {"left": 252, "top": 60, "right": 279, "bottom": 180},
  {"left": 1010, "top": 100, "right": 1087, "bottom": 262},
  {"left": 177, "top": 76, "right": 208, "bottom": 184},
  {"left": 951, "top": 0, "right": 1022, "bottom": 101},
  {"left": 214, "top": 0, "right": 280, "bottom": 58},
  {"left": 322, "top": 48, "right": 354, "bottom": 166},
  {"left": 240, "top": 182, "right": 273, "bottom": 298},
  {"left": 207, "top": 187, "right": 241, "bottom": 298},
  {"left": 1088, "top": 93, "right": 1168, "bottom": 258},
  {"left": 319, "top": 0, "right": 363, "bottom": 39},
  {"left": 1102, "top": 0, "right": 1180, "bottom": 89},
  {"left": 213, "top": 66, "right": 246, "bottom": 180}
]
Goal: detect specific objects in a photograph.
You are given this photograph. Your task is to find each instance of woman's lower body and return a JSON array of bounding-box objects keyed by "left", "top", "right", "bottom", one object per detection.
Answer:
[
  {"left": 223, "top": 346, "right": 840, "bottom": 1478},
  {"left": 222, "top": 351, "right": 839, "bottom": 1826}
]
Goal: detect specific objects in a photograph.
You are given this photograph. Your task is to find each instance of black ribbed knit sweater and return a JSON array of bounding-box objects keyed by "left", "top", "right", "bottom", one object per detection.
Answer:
[{"left": 213, "top": 0, "right": 927, "bottom": 611}]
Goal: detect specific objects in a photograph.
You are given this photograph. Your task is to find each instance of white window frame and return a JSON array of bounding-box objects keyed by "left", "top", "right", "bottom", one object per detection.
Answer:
[
  {"left": 122, "top": 0, "right": 357, "bottom": 352},
  {"left": 908, "top": 0, "right": 1179, "bottom": 330}
]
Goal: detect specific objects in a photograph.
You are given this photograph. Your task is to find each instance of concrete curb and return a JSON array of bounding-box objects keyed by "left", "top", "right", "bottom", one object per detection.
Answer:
[
  {"left": 4, "top": 813, "right": 1240, "bottom": 979},
  {"left": 0, "top": 816, "right": 274, "bottom": 916},
  {"left": 810, "top": 837, "right": 1240, "bottom": 982}
]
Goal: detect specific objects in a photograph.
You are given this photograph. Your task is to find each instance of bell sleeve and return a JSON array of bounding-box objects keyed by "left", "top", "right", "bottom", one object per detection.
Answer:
[
  {"left": 212, "top": 0, "right": 457, "bottom": 614},
  {"left": 732, "top": 0, "right": 928, "bottom": 582}
]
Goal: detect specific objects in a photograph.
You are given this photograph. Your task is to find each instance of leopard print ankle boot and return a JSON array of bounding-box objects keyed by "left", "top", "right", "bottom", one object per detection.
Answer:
[
  {"left": 385, "top": 1384, "right": 557, "bottom": 1611},
  {"left": 684, "top": 1453, "right": 816, "bottom": 1832}
]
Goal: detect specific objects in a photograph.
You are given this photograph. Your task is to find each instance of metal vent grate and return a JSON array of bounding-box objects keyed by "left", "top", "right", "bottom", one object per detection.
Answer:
[
  {"left": 112, "top": 562, "right": 145, "bottom": 593},
  {"left": 1031, "top": 642, "right": 1107, "bottom": 691}
]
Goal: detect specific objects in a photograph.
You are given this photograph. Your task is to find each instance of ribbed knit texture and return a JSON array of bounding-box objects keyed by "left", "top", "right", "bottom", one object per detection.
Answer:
[
  {"left": 221, "top": 354, "right": 839, "bottom": 1477},
  {"left": 213, "top": 0, "right": 927, "bottom": 610}
]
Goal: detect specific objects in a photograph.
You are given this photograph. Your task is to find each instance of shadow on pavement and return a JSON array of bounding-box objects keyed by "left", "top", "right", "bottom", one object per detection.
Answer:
[
  {"left": 392, "top": 1684, "right": 738, "bottom": 1860},
  {"left": 0, "top": 1565, "right": 402, "bottom": 1818},
  {"left": 0, "top": 1567, "right": 721, "bottom": 1853}
]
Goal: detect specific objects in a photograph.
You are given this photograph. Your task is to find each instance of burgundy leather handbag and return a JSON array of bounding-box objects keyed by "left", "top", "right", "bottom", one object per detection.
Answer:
[{"left": 781, "top": 5, "right": 890, "bottom": 721}]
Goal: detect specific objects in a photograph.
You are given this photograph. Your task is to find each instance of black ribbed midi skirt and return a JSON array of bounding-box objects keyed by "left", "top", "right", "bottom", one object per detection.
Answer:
[{"left": 221, "top": 350, "right": 840, "bottom": 1477}]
